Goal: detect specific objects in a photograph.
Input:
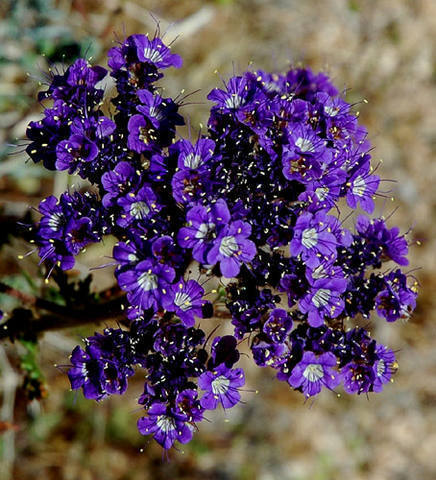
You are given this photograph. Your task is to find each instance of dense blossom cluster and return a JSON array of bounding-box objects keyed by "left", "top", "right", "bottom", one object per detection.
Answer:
[{"left": 25, "top": 33, "right": 418, "bottom": 449}]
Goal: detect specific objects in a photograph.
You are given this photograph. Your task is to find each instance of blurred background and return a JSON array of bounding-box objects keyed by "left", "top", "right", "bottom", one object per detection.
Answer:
[{"left": 0, "top": 0, "right": 435, "bottom": 479}]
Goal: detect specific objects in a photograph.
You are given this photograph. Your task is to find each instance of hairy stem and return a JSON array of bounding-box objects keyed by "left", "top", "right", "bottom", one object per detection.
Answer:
[{"left": 0, "top": 283, "right": 127, "bottom": 341}]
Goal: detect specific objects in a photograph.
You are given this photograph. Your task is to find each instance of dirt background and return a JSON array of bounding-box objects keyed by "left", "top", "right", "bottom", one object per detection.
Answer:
[{"left": 0, "top": 1, "right": 435, "bottom": 479}]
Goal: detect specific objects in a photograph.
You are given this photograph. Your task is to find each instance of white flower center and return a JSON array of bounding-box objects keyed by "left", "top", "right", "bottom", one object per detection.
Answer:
[
  {"left": 301, "top": 228, "right": 318, "bottom": 249},
  {"left": 311, "top": 264, "right": 327, "bottom": 279},
  {"left": 303, "top": 363, "right": 324, "bottom": 382},
  {"left": 219, "top": 236, "right": 239, "bottom": 257},
  {"left": 376, "top": 360, "right": 385, "bottom": 377},
  {"left": 211, "top": 375, "right": 230, "bottom": 395},
  {"left": 174, "top": 292, "right": 192, "bottom": 311},
  {"left": 183, "top": 153, "right": 202, "bottom": 169},
  {"left": 48, "top": 212, "right": 63, "bottom": 229},
  {"left": 295, "top": 137, "right": 315, "bottom": 153},
  {"left": 143, "top": 48, "right": 163, "bottom": 63},
  {"left": 156, "top": 415, "right": 176, "bottom": 434},
  {"left": 225, "top": 94, "right": 243, "bottom": 109},
  {"left": 324, "top": 106, "right": 339, "bottom": 117},
  {"left": 130, "top": 201, "right": 150, "bottom": 219},
  {"left": 137, "top": 271, "right": 158, "bottom": 292},
  {"left": 352, "top": 175, "right": 366, "bottom": 197},
  {"left": 312, "top": 288, "right": 331, "bottom": 308},
  {"left": 148, "top": 106, "right": 163, "bottom": 120},
  {"left": 127, "top": 253, "right": 138, "bottom": 263},
  {"left": 315, "top": 187, "right": 329, "bottom": 201},
  {"left": 195, "top": 222, "right": 215, "bottom": 240}
]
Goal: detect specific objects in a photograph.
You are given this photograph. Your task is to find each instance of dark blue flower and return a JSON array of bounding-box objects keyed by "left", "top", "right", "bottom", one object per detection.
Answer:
[
  {"left": 198, "top": 364, "right": 245, "bottom": 410},
  {"left": 117, "top": 259, "right": 175, "bottom": 311},
  {"left": 137, "top": 403, "right": 192, "bottom": 449},
  {"left": 288, "top": 351, "right": 340, "bottom": 397}
]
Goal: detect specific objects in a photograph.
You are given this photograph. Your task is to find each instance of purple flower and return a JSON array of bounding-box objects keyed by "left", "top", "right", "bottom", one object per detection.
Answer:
[
  {"left": 117, "top": 259, "right": 175, "bottom": 311},
  {"left": 134, "top": 35, "right": 182, "bottom": 69},
  {"left": 166, "top": 280, "right": 205, "bottom": 327},
  {"left": 208, "top": 76, "right": 258, "bottom": 112},
  {"left": 341, "top": 362, "right": 375, "bottom": 395},
  {"left": 55, "top": 134, "right": 99, "bottom": 173},
  {"left": 288, "top": 351, "right": 340, "bottom": 397},
  {"left": 209, "top": 335, "right": 240, "bottom": 369},
  {"left": 37, "top": 240, "right": 75, "bottom": 271},
  {"left": 375, "top": 270, "right": 417, "bottom": 322},
  {"left": 176, "top": 138, "right": 216, "bottom": 171},
  {"left": 290, "top": 212, "right": 337, "bottom": 268},
  {"left": 36, "top": 191, "right": 106, "bottom": 270},
  {"left": 137, "top": 403, "right": 192, "bottom": 449},
  {"left": 356, "top": 216, "right": 409, "bottom": 266},
  {"left": 282, "top": 125, "right": 329, "bottom": 183},
  {"left": 151, "top": 236, "right": 185, "bottom": 268},
  {"left": 177, "top": 199, "right": 231, "bottom": 263},
  {"left": 346, "top": 161, "right": 380, "bottom": 213},
  {"left": 38, "top": 58, "right": 106, "bottom": 104},
  {"left": 285, "top": 68, "right": 338, "bottom": 100},
  {"left": 37, "top": 196, "right": 66, "bottom": 240},
  {"left": 113, "top": 237, "right": 150, "bottom": 267},
  {"left": 298, "top": 172, "right": 345, "bottom": 212},
  {"left": 372, "top": 345, "right": 396, "bottom": 393},
  {"left": 299, "top": 278, "right": 347, "bottom": 327},
  {"left": 175, "top": 389, "right": 204, "bottom": 422},
  {"left": 68, "top": 346, "right": 106, "bottom": 400},
  {"left": 171, "top": 169, "right": 208, "bottom": 205},
  {"left": 117, "top": 185, "right": 160, "bottom": 228},
  {"left": 207, "top": 220, "right": 256, "bottom": 277},
  {"left": 101, "top": 161, "right": 139, "bottom": 208},
  {"left": 199, "top": 364, "right": 245, "bottom": 410},
  {"left": 66, "top": 58, "right": 107, "bottom": 88},
  {"left": 127, "top": 115, "right": 156, "bottom": 153},
  {"left": 64, "top": 216, "right": 98, "bottom": 255},
  {"left": 251, "top": 339, "right": 289, "bottom": 368},
  {"left": 263, "top": 308, "right": 293, "bottom": 344},
  {"left": 136, "top": 89, "right": 183, "bottom": 131}
]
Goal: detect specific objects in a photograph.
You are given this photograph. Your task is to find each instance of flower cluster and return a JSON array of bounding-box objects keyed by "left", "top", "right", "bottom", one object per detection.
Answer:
[{"left": 26, "top": 33, "right": 417, "bottom": 450}]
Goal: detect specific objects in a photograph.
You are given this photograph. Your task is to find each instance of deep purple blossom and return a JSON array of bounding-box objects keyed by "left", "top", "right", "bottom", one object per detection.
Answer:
[
  {"left": 252, "top": 339, "right": 289, "bottom": 368},
  {"left": 117, "top": 259, "right": 175, "bottom": 311},
  {"left": 137, "top": 403, "right": 192, "bottom": 449},
  {"left": 288, "top": 351, "right": 340, "bottom": 397},
  {"left": 346, "top": 161, "right": 380, "bottom": 213},
  {"left": 375, "top": 270, "right": 417, "bottom": 322},
  {"left": 117, "top": 185, "right": 160, "bottom": 228},
  {"left": 101, "top": 161, "right": 139, "bottom": 208},
  {"left": 176, "top": 138, "right": 216, "bottom": 171},
  {"left": 127, "top": 115, "right": 156, "bottom": 153},
  {"left": 207, "top": 220, "right": 256, "bottom": 277},
  {"left": 56, "top": 134, "right": 98, "bottom": 173},
  {"left": 290, "top": 212, "right": 337, "bottom": 268},
  {"left": 68, "top": 346, "right": 106, "bottom": 400},
  {"left": 177, "top": 199, "right": 231, "bottom": 263},
  {"left": 199, "top": 364, "right": 245, "bottom": 410},
  {"left": 208, "top": 76, "right": 259, "bottom": 113},
  {"left": 356, "top": 215, "right": 409, "bottom": 266},
  {"left": 282, "top": 125, "right": 329, "bottom": 183},
  {"left": 175, "top": 389, "right": 204, "bottom": 422},
  {"left": 134, "top": 35, "right": 182, "bottom": 69},
  {"left": 341, "top": 362, "right": 375, "bottom": 395},
  {"left": 299, "top": 278, "right": 347, "bottom": 327},
  {"left": 263, "top": 308, "right": 293, "bottom": 344},
  {"left": 372, "top": 345, "right": 396, "bottom": 393},
  {"left": 166, "top": 280, "right": 205, "bottom": 327},
  {"left": 23, "top": 34, "right": 418, "bottom": 450}
]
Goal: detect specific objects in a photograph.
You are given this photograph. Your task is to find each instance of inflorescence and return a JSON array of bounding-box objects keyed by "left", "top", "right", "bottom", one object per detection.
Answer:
[{"left": 25, "top": 33, "right": 417, "bottom": 449}]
